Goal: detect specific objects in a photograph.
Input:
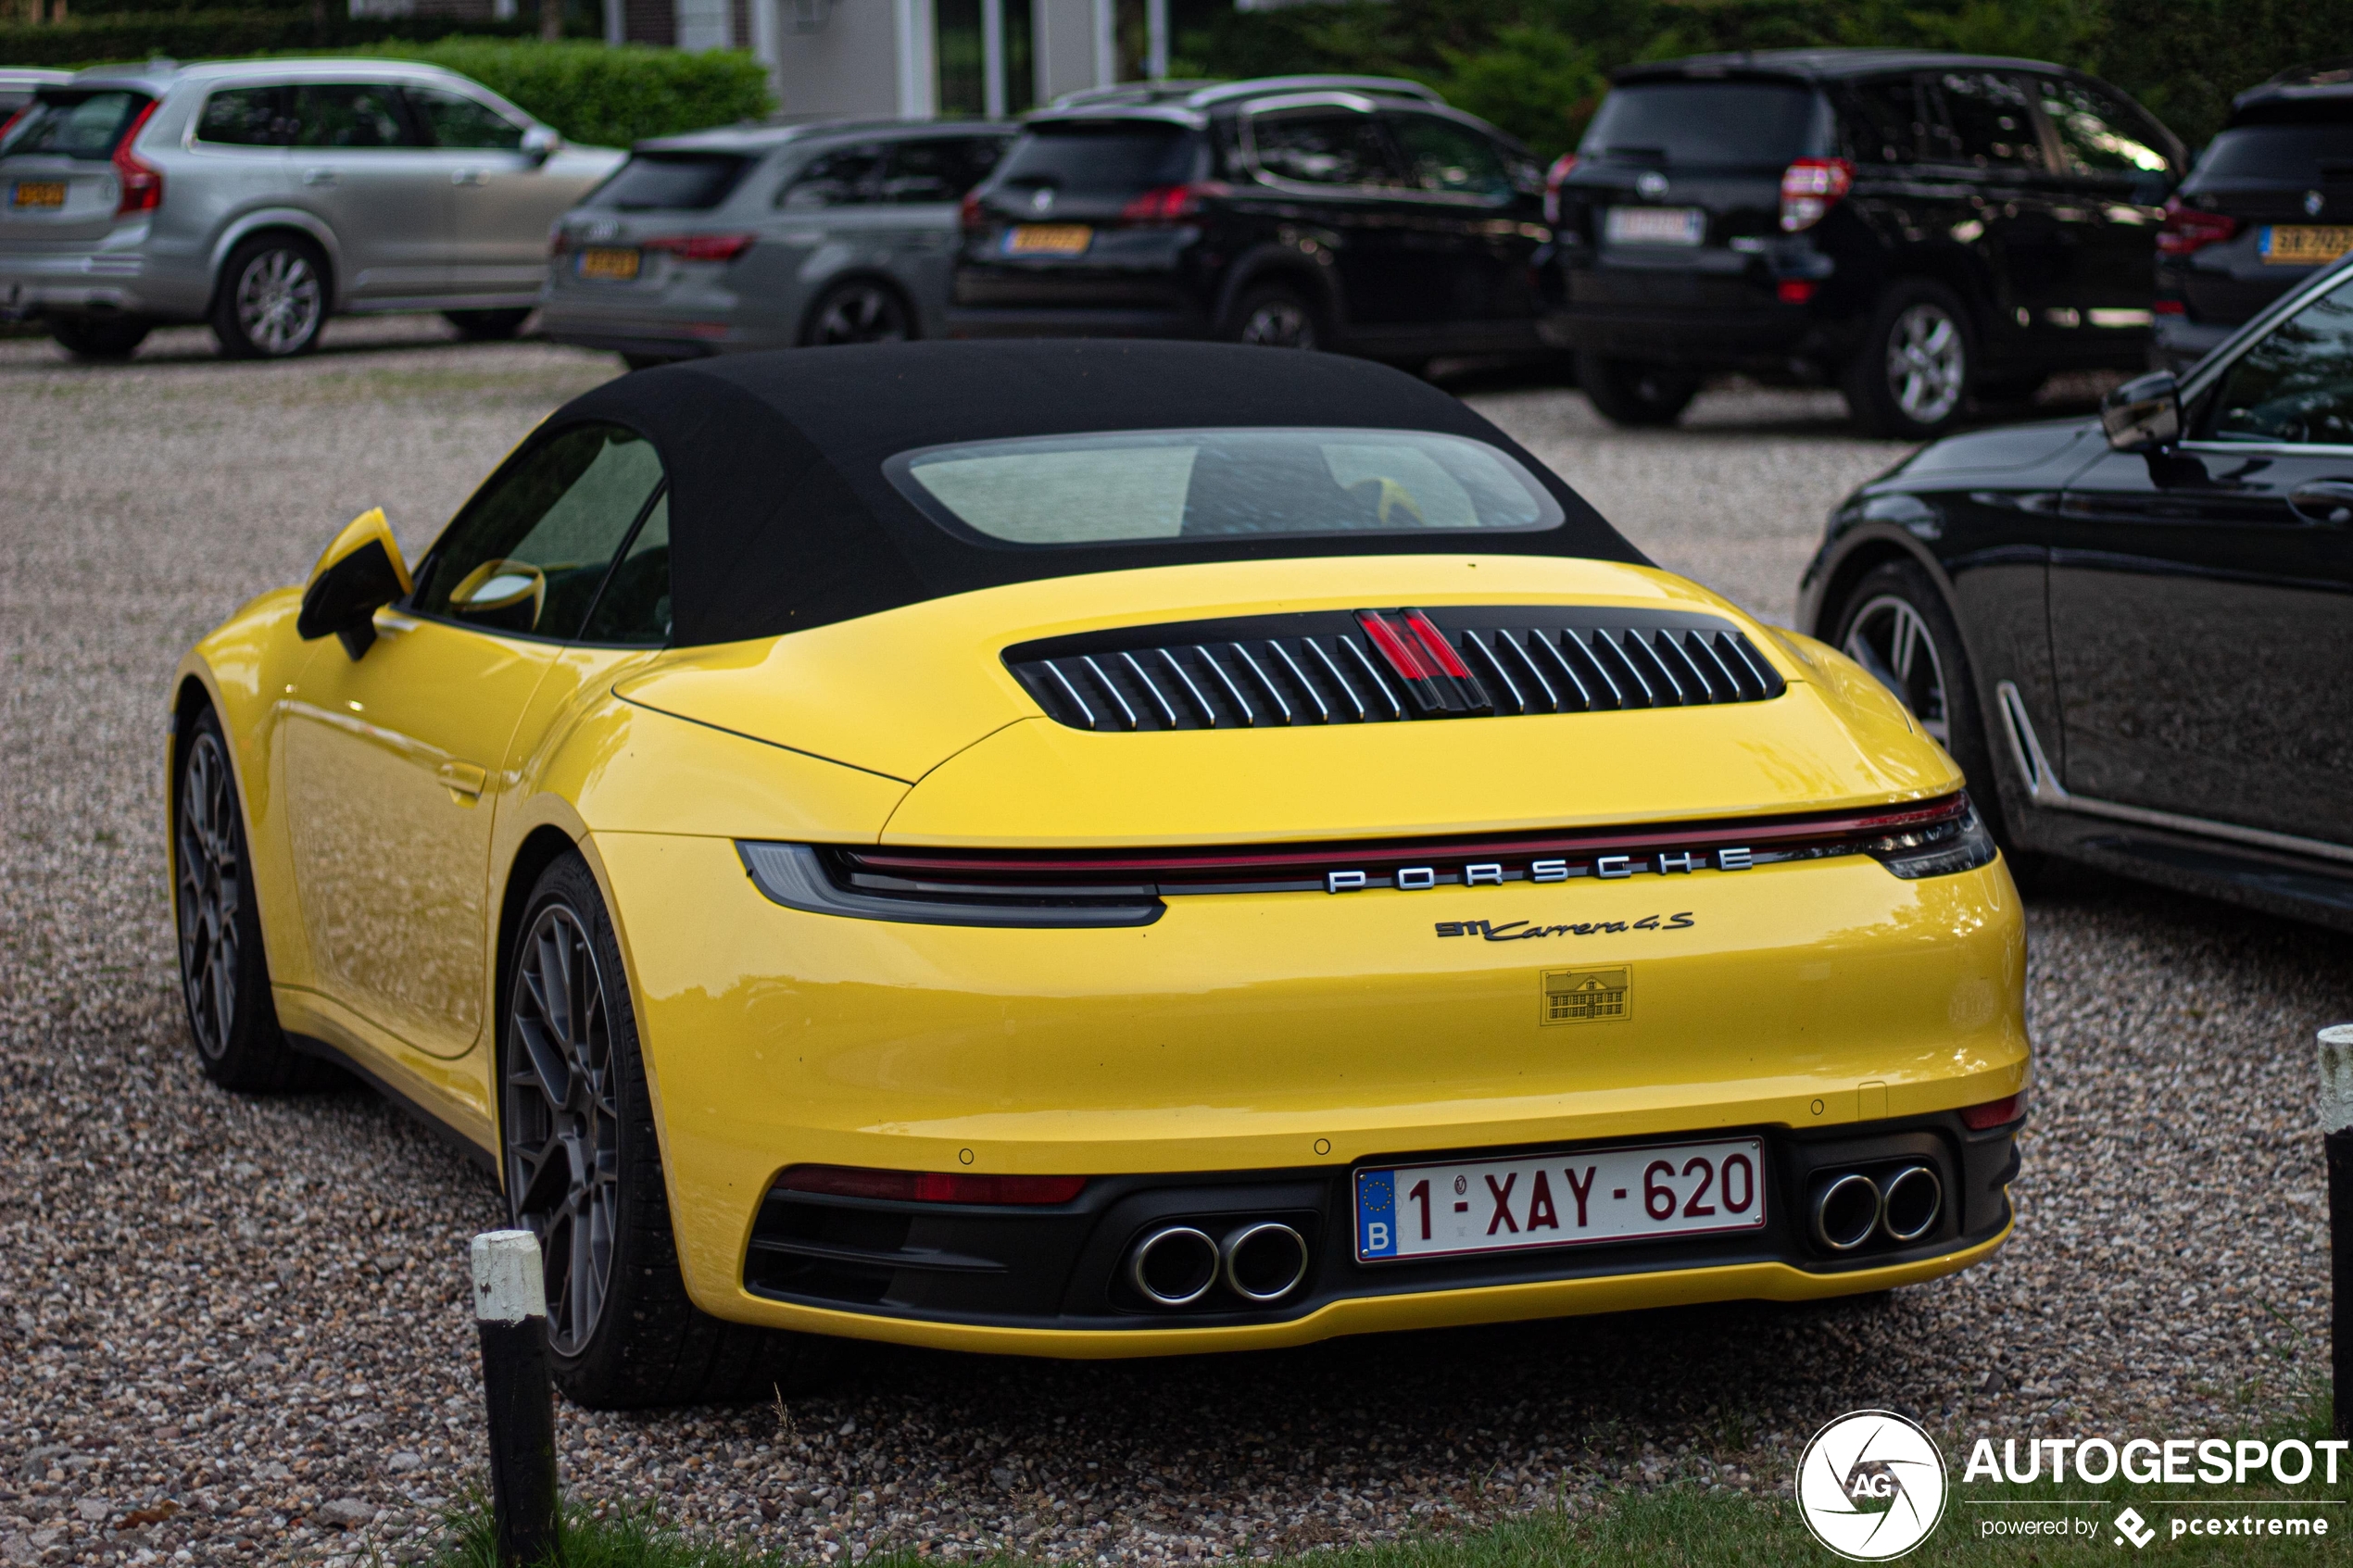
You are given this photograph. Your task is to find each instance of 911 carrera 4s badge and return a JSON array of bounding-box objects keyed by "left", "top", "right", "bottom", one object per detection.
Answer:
[
  {"left": 1542, "top": 967, "right": 1629, "bottom": 1024},
  {"left": 1432, "top": 913, "right": 1694, "bottom": 940}
]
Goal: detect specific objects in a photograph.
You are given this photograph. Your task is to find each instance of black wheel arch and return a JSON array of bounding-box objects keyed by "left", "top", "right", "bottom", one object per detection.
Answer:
[
  {"left": 1804, "top": 523, "right": 1968, "bottom": 645},
  {"left": 491, "top": 823, "right": 590, "bottom": 1159}
]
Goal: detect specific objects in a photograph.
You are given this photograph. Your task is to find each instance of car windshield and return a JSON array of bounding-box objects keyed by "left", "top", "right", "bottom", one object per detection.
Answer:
[
  {"left": 991, "top": 121, "right": 1199, "bottom": 193},
  {"left": 1, "top": 90, "right": 148, "bottom": 159},
  {"left": 887, "top": 427, "right": 1563, "bottom": 546},
  {"left": 585, "top": 152, "right": 754, "bottom": 211},
  {"left": 1581, "top": 82, "right": 1817, "bottom": 167},
  {"left": 2198, "top": 121, "right": 2353, "bottom": 182}
]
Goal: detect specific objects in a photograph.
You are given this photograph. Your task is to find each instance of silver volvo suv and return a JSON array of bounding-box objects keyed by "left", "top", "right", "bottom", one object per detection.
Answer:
[{"left": 0, "top": 58, "right": 623, "bottom": 359}]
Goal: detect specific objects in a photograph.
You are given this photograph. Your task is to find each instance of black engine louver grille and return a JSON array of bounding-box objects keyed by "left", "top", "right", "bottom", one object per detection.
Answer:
[{"left": 1004, "top": 607, "right": 1786, "bottom": 732}]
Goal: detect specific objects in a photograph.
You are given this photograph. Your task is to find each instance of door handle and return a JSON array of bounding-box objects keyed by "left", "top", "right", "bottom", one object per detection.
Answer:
[
  {"left": 301, "top": 168, "right": 337, "bottom": 187},
  {"left": 2289, "top": 480, "right": 2353, "bottom": 524},
  {"left": 437, "top": 761, "right": 488, "bottom": 802},
  {"left": 450, "top": 168, "right": 488, "bottom": 187}
]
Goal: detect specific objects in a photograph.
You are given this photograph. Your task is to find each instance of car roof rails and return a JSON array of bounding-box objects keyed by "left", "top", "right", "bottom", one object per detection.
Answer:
[{"left": 1045, "top": 74, "right": 1445, "bottom": 114}]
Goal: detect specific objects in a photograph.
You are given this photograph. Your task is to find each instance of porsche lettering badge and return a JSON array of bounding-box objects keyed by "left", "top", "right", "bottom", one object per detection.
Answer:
[
  {"left": 1541, "top": 967, "right": 1629, "bottom": 1024},
  {"left": 1327, "top": 847, "right": 1753, "bottom": 895}
]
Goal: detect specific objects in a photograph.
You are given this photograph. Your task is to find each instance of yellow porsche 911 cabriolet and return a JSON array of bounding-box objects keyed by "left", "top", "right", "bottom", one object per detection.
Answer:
[{"left": 170, "top": 341, "right": 2027, "bottom": 1408}]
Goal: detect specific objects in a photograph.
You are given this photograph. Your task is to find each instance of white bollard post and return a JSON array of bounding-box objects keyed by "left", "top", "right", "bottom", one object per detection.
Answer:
[{"left": 472, "top": 1230, "right": 561, "bottom": 1565}]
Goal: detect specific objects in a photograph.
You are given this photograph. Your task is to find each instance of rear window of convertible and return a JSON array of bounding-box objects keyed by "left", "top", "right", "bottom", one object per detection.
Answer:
[{"left": 884, "top": 427, "right": 1564, "bottom": 546}]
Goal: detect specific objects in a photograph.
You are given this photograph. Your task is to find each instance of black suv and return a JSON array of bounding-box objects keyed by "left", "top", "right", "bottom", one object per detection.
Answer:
[
  {"left": 950, "top": 76, "right": 1552, "bottom": 365},
  {"left": 1549, "top": 50, "right": 2184, "bottom": 437},
  {"left": 2154, "top": 61, "right": 2353, "bottom": 372}
]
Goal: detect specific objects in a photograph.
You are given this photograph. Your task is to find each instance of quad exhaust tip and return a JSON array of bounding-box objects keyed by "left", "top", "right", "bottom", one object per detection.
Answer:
[
  {"left": 1128, "top": 1221, "right": 1310, "bottom": 1307},
  {"left": 1810, "top": 1165, "right": 1944, "bottom": 1251}
]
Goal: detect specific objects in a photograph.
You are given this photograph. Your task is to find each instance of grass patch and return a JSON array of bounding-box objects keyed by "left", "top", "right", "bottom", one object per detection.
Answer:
[{"left": 421, "top": 1474, "right": 2352, "bottom": 1568}]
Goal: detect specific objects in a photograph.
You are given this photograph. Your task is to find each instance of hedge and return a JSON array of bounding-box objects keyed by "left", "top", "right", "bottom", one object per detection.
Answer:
[
  {"left": 0, "top": 30, "right": 774, "bottom": 148},
  {"left": 0, "top": 12, "right": 548, "bottom": 69}
]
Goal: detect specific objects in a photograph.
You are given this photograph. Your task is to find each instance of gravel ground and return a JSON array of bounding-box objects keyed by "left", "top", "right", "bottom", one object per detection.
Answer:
[{"left": 3, "top": 320, "right": 2348, "bottom": 1567}]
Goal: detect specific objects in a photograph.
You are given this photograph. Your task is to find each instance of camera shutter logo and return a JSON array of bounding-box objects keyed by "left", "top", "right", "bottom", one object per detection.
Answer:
[
  {"left": 1795, "top": 1410, "right": 1947, "bottom": 1561},
  {"left": 1541, "top": 967, "right": 1629, "bottom": 1025}
]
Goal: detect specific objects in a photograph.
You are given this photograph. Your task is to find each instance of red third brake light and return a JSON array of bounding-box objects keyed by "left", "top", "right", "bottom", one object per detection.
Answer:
[
  {"left": 1402, "top": 608, "right": 1473, "bottom": 679},
  {"left": 1779, "top": 156, "right": 1852, "bottom": 232},
  {"left": 2158, "top": 194, "right": 2240, "bottom": 256},
  {"left": 1121, "top": 181, "right": 1229, "bottom": 222},
  {"left": 778, "top": 1165, "right": 1088, "bottom": 1205},
  {"left": 641, "top": 233, "right": 755, "bottom": 263},
  {"left": 1542, "top": 152, "right": 1578, "bottom": 226},
  {"left": 112, "top": 99, "right": 163, "bottom": 217}
]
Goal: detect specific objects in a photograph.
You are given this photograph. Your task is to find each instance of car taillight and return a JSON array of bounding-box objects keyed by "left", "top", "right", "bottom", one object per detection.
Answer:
[
  {"left": 0, "top": 107, "right": 29, "bottom": 148},
  {"left": 1542, "top": 152, "right": 1578, "bottom": 225},
  {"left": 960, "top": 190, "right": 984, "bottom": 230},
  {"left": 1121, "top": 181, "right": 1229, "bottom": 222},
  {"left": 547, "top": 225, "right": 572, "bottom": 258},
  {"left": 2153, "top": 297, "right": 2186, "bottom": 315},
  {"left": 2158, "top": 194, "right": 2240, "bottom": 256},
  {"left": 1960, "top": 1092, "right": 2027, "bottom": 1130},
  {"left": 1779, "top": 157, "right": 1852, "bottom": 232},
  {"left": 640, "top": 233, "right": 754, "bottom": 263},
  {"left": 112, "top": 99, "right": 163, "bottom": 217},
  {"left": 777, "top": 1165, "right": 1088, "bottom": 1205}
]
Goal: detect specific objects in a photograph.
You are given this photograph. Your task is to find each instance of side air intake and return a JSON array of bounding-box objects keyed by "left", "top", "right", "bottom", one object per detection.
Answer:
[{"left": 1003, "top": 607, "right": 1784, "bottom": 733}]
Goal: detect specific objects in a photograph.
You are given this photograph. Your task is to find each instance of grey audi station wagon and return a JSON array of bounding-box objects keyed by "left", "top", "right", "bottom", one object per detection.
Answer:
[
  {"left": 0, "top": 58, "right": 622, "bottom": 359},
  {"left": 539, "top": 119, "right": 1011, "bottom": 367}
]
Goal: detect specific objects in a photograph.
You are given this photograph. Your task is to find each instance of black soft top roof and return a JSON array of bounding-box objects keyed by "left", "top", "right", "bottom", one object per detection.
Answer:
[{"left": 544, "top": 341, "right": 1645, "bottom": 648}]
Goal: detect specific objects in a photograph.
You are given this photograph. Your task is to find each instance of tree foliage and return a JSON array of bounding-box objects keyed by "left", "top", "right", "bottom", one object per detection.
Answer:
[{"left": 1171, "top": 0, "right": 2353, "bottom": 160}]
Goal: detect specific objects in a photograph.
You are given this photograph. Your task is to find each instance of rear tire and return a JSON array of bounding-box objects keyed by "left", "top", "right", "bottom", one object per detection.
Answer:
[
  {"left": 801, "top": 279, "right": 914, "bottom": 346},
  {"left": 1224, "top": 282, "right": 1323, "bottom": 350},
  {"left": 1574, "top": 351, "right": 1699, "bottom": 426},
  {"left": 50, "top": 315, "right": 151, "bottom": 360},
  {"left": 444, "top": 307, "right": 533, "bottom": 342},
  {"left": 211, "top": 233, "right": 329, "bottom": 359},
  {"left": 1831, "top": 558, "right": 2040, "bottom": 884},
  {"left": 501, "top": 852, "right": 837, "bottom": 1410},
  {"left": 173, "top": 709, "right": 333, "bottom": 1091},
  {"left": 1843, "top": 279, "right": 1973, "bottom": 439}
]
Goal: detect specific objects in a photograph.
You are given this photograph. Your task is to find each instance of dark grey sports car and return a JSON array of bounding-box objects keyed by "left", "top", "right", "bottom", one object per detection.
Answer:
[{"left": 1800, "top": 255, "right": 2353, "bottom": 930}]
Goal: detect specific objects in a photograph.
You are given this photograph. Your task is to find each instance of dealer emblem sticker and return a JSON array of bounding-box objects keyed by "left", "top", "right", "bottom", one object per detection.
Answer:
[
  {"left": 1541, "top": 967, "right": 1629, "bottom": 1025},
  {"left": 1796, "top": 1409, "right": 1947, "bottom": 1560}
]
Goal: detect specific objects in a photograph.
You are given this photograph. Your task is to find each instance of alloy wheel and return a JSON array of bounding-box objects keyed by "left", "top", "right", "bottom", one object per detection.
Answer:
[
  {"left": 1883, "top": 304, "right": 1964, "bottom": 426},
  {"left": 1842, "top": 594, "right": 1952, "bottom": 745},
  {"left": 1239, "top": 298, "right": 1315, "bottom": 349},
  {"left": 505, "top": 904, "right": 620, "bottom": 1356},
  {"left": 811, "top": 284, "right": 909, "bottom": 345},
  {"left": 234, "top": 248, "right": 323, "bottom": 357},
  {"left": 175, "top": 731, "right": 242, "bottom": 1060}
]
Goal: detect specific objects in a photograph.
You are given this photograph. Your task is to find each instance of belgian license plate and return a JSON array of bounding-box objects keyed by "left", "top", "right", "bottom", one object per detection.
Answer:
[
  {"left": 1355, "top": 1137, "right": 1766, "bottom": 1261},
  {"left": 576, "top": 246, "right": 640, "bottom": 281},
  {"left": 2261, "top": 225, "right": 2353, "bottom": 266},
  {"left": 1604, "top": 206, "right": 1705, "bottom": 246},
  {"left": 9, "top": 181, "right": 66, "bottom": 210},
  {"left": 1004, "top": 223, "right": 1092, "bottom": 257}
]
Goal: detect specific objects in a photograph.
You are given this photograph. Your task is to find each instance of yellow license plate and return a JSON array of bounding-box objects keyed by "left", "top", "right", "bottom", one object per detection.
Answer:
[
  {"left": 9, "top": 181, "right": 66, "bottom": 210},
  {"left": 577, "top": 246, "right": 641, "bottom": 282},
  {"left": 1004, "top": 224, "right": 1092, "bottom": 257},
  {"left": 2262, "top": 225, "right": 2353, "bottom": 265}
]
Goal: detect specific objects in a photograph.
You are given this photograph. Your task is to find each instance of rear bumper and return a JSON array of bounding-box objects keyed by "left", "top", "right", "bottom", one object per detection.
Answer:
[
  {"left": 0, "top": 246, "right": 205, "bottom": 321},
  {"left": 1545, "top": 302, "right": 1859, "bottom": 372}
]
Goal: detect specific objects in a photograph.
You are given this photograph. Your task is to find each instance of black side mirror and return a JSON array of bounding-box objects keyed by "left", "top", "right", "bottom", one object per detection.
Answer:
[
  {"left": 2102, "top": 370, "right": 2182, "bottom": 454},
  {"left": 296, "top": 508, "right": 413, "bottom": 659}
]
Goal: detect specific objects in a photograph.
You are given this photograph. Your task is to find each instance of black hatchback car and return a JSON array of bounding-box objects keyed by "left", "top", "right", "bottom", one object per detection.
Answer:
[
  {"left": 1798, "top": 255, "right": 2353, "bottom": 932},
  {"left": 2154, "top": 61, "right": 2353, "bottom": 372},
  {"left": 950, "top": 76, "right": 1552, "bottom": 366},
  {"left": 1550, "top": 50, "right": 2184, "bottom": 438}
]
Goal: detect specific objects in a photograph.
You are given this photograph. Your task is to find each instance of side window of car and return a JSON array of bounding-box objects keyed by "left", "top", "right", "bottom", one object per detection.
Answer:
[
  {"left": 2202, "top": 276, "right": 2353, "bottom": 446},
  {"left": 577, "top": 491, "right": 672, "bottom": 646},
  {"left": 1387, "top": 114, "right": 1514, "bottom": 200},
  {"left": 2036, "top": 77, "right": 2172, "bottom": 189},
  {"left": 408, "top": 86, "right": 525, "bottom": 151},
  {"left": 1924, "top": 72, "right": 2045, "bottom": 170},
  {"left": 1843, "top": 76, "right": 1924, "bottom": 165},
  {"left": 1249, "top": 109, "right": 1403, "bottom": 189},
  {"left": 876, "top": 136, "right": 1004, "bottom": 204},
  {"left": 416, "top": 423, "right": 666, "bottom": 641},
  {"left": 195, "top": 86, "right": 298, "bottom": 147},
  {"left": 295, "top": 83, "right": 423, "bottom": 149},
  {"left": 779, "top": 145, "right": 886, "bottom": 208}
]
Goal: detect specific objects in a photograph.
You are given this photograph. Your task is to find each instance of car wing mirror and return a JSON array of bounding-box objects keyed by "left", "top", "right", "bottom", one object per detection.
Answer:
[
  {"left": 296, "top": 507, "right": 413, "bottom": 660},
  {"left": 2101, "top": 370, "right": 2182, "bottom": 454},
  {"left": 522, "top": 124, "right": 561, "bottom": 167}
]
